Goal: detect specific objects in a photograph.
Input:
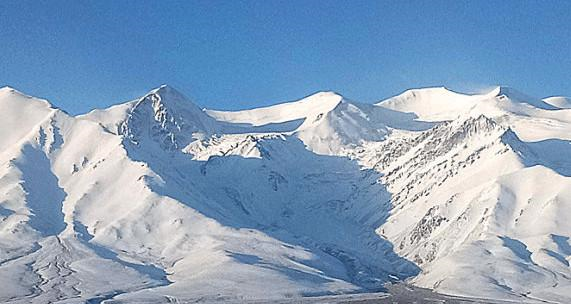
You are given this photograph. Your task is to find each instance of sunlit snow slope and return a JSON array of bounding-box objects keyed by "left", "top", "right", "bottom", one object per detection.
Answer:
[{"left": 1, "top": 84, "right": 571, "bottom": 303}]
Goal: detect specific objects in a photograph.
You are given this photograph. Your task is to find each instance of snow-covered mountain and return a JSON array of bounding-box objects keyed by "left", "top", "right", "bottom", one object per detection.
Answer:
[
  {"left": 1, "top": 84, "right": 571, "bottom": 303},
  {"left": 544, "top": 96, "right": 571, "bottom": 109}
]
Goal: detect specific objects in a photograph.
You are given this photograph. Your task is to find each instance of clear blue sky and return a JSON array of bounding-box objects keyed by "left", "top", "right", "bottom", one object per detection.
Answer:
[{"left": 1, "top": 0, "right": 570, "bottom": 114}]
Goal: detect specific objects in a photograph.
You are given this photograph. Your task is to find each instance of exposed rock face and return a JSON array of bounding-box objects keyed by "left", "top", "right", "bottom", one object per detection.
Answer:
[{"left": 2, "top": 85, "right": 571, "bottom": 303}]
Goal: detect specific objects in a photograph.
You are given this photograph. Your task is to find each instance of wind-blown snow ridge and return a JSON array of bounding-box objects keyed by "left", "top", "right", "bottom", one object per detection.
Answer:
[
  {"left": 488, "top": 86, "right": 559, "bottom": 110},
  {"left": 1, "top": 84, "right": 571, "bottom": 303},
  {"left": 206, "top": 91, "right": 344, "bottom": 127},
  {"left": 544, "top": 96, "right": 571, "bottom": 109}
]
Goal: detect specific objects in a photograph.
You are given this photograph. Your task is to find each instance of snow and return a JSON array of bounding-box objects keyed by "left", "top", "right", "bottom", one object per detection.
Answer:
[
  {"left": 487, "top": 86, "right": 559, "bottom": 110},
  {"left": 1, "top": 84, "right": 571, "bottom": 303},
  {"left": 376, "top": 87, "right": 480, "bottom": 121},
  {"left": 544, "top": 96, "right": 571, "bottom": 109},
  {"left": 206, "top": 91, "right": 343, "bottom": 127}
]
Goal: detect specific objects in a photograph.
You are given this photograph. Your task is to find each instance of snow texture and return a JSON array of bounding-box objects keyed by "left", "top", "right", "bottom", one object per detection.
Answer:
[{"left": 1, "top": 84, "right": 571, "bottom": 303}]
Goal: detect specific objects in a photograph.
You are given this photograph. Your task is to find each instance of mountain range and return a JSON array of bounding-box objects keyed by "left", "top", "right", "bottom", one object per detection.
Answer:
[{"left": 1, "top": 84, "right": 571, "bottom": 303}]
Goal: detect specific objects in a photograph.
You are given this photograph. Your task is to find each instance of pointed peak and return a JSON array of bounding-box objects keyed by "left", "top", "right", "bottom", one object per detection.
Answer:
[
  {"left": 302, "top": 91, "right": 345, "bottom": 104},
  {"left": 486, "top": 85, "right": 534, "bottom": 102},
  {"left": 300, "top": 91, "right": 346, "bottom": 111},
  {"left": 501, "top": 126, "right": 521, "bottom": 141},
  {"left": 0, "top": 86, "right": 59, "bottom": 111},
  {"left": 487, "top": 86, "right": 558, "bottom": 110},
  {"left": 142, "top": 84, "right": 186, "bottom": 101},
  {"left": 457, "top": 114, "right": 502, "bottom": 131},
  {"left": 430, "top": 114, "right": 507, "bottom": 142},
  {"left": 500, "top": 126, "right": 529, "bottom": 155},
  {"left": 276, "top": 91, "right": 346, "bottom": 115},
  {"left": 308, "top": 90, "right": 343, "bottom": 98},
  {"left": 0, "top": 86, "right": 15, "bottom": 93},
  {"left": 473, "top": 113, "right": 501, "bottom": 126},
  {"left": 122, "top": 85, "right": 218, "bottom": 150},
  {"left": 0, "top": 86, "right": 28, "bottom": 98},
  {"left": 148, "top": 84, "right": 175, "bottom": 94},
  {"left": 134, "top": 84, "right": 203, "bottom": 113},
  {"left": 487, "top": 86, "right": 525, "bottom": 98}
]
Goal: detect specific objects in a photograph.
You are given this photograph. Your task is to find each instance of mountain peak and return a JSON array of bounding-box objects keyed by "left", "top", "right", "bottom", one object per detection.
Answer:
[
  {"left": 0, "top": 86, "right": 58, "bottom": 112},
  {"left": 206, "top": 91, "right": 345, "bottom": 129},
  {"left": 460, "top": 114, "right": 503, "bottom": 134},
  {"left": 487, "top": 86, "right": 558, "bottom": 110},
  {"left": 377, "top": 86, "right": 479, "bottom": 121},
  {"left": 139, "top": 84, "right": 193, "bottom": 106},
  {"left": 121, "top": 85, "right": 218, "bottom": 150},
  {"left": 487, "top": 86, "right": 526, "bottom": 98},
  {"left": 307, "top": 90, "right": 344, "bottom": 99},
  {"left": 396, "top": 86, "right": 465, "bottom": 99},
  {"left": 300, "top": 91, "right": 345, "bottom": 107},
  {"left": 4, "top": 83, "right": 571, "bottom": 303},
  {"left": 131, "top": 85, "right": 208, "bottom": 121},
  {"left": 146, "top": 84, "right": 177, "bottom": 96},
  {"left": 0, "top": 86, "right": 30, "bottom": 99},
  {"left": 0, "top": 86, "right": 16, "bottom": 93}
]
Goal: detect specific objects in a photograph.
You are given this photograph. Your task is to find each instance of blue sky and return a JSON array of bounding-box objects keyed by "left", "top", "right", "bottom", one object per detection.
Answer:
[{"left": 1, "top": 0, "right": 570, "bottom": 114}]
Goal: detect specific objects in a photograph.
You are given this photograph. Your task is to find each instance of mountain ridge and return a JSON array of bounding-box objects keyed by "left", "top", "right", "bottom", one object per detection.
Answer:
[{"left": 1, "top": 84, "right": 571, "bottom": 303}]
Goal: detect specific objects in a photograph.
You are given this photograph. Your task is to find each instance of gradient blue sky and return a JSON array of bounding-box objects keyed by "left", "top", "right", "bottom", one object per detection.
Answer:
[{"left": 1, "top": 0, "right": 570, "bottom": 114}]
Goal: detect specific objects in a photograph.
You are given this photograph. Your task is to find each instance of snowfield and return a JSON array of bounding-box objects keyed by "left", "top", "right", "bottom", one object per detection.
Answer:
[{"left": 1, "top": 85, "right": 571, "bottom": 303}]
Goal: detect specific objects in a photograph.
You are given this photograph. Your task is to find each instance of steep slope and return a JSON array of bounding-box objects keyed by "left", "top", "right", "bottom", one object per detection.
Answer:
[
  {"left": 0, "top": 90, "right": 166, "bottom": 303},
  {"left": 0, "top": 86, "right": 420, "bottom": 303},
  {"left": 359, "top": 90, "right": 571, "bottom": 303},
  {"left": 412, "top": 166, "right": 571, "bottom": 302},
  {"left": 108, "top": 88, "right": 420, "bottom": 301},
  {"left": 82, "top": 85, "right": 220, "bottom": 150},
  {"left": 378, "top": 86, "right": 571, "bottom": 142},
  {"left": 0, "top": 87, "right": 57, "bottom": 152},
  {"left": 209, "top": 92, "right": 432, "bottom": 154},
  {"left": 1, "top": 84, "right": 571, "bottom": 304}
]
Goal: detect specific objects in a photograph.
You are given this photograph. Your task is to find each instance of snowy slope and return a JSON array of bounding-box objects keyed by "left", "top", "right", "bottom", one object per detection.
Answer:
[
  {"left": 1, "top": 84, "right": 571, "bottom": 303},
  {"left": 209, "top": 92, "right": 432, "bottom": 154},
  {"left": 206, "top": 91, "right": 343, "bottom": 127},
  {"left": 377, "top": 87, "right": 481, "bottom": 121},
  {"left": 366, "top": 88, "right": 571, "bottom": 303},
  {"left": 544, "top": 96, "right": 571, "bottom": 109}
]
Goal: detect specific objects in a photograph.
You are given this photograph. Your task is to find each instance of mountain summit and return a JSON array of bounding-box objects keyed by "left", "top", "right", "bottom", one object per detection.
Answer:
[
  {"left": 1, "top": 85, "right": 571, "bottom": 303},
  {"left": 120, "top": 85, "right": 219, "bottom": 150},
  {"left": 488, "top": 86, "right": 559, "bottom": 110}
]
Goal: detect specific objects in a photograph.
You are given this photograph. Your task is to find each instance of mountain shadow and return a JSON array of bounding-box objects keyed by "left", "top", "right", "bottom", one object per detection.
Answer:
[
  {"left": 15, "top": 144, "right": 66, "bottom": 236},
  {"left": 122, "top": 133, "right": 420, "bottom": 294}
]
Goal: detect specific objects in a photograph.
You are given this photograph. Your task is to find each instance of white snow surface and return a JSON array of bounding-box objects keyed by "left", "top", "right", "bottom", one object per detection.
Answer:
[
  {"left": 544, "top": 96, "right": 571, "bottom": 109},
  {"left": 1, "top": 84, "right": 571, "bottom": 303}
]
